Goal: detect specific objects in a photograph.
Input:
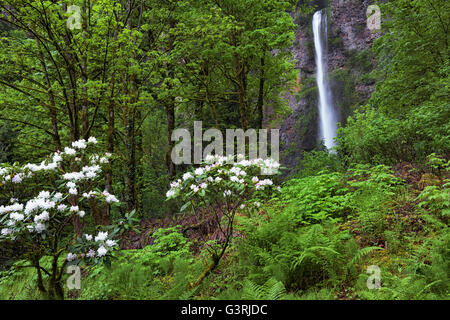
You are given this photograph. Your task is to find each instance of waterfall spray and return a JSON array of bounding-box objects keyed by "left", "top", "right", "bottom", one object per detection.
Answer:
[{"left": 312, "top": 10, "right": 338, "bottom": 150}]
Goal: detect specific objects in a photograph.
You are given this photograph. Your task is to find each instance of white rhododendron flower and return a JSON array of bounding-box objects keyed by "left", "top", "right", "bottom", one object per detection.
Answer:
[
  {"left": 66, "top": 182, "right": 76, "bottom": 189},
  {"left": 1, "top": 228, "right": 12, "bottom": 236},
  {"left": 106, "top": 240, "right": 116, "bottom": 247},
  {"left": 230, "top": 176, "right": 239, "bottom": 183},
  {"left": 63, "top": 172, "right": 84, "bottom": 181},
  {"left": 12, "top": 174, "right": 23, "bottom": 184},
  {"left": 35, "top": 223, "right": 46, "bottom": 233},
  {"left": 95, "top": 231, "right": 108, "bottom": 242},
  {"left": 53, "top": 153, "right": 62, "bottom": 163},
  {"left": 10, "top": 212, "right": 24, "bottom": 221},
  {"left": 166, "top": 189, "right": 176, "bottom": 197},
  {"left": 64, "top": 147, "right": 76, "bottom": 155},
  {"left": 82, "top": 191, "right": 98, "bottom": 198},
  {"left": 97, "top": 246, "right": 107, "bottom": 257},
  {"left": 183, "top": 172, "right": 193, "bottom": 181},
  {"left": 38, "top": 191, "right": 51, "bottom": 199},
  {"left": 204, "top": 154, "right": 216, "bottom": 164},
  {"left": 34, "top": 211, "right": 50, "bottom": 222},
  {"left": 0, "top": 203, "right": 24, "bottom": 214},
  {"left": 102, "top": 190, "right": 119, "bottom": 203},
  {"left": 72, "top": 139, "right": 87, "bottom": 149},
  {"left": 87, "top": 137, "right": 98, "bottom": 144},
  {"left": 165, "top": 157, "right": 280, "bottom": 218},
  {"left": 194, "top": 168, "right": 204, "bottom": 176},
  {"left": 67, "top": 253, "right": 77, "bottom": 262}
]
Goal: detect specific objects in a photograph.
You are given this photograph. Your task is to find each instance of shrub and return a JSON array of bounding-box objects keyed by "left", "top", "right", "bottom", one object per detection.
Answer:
[
  {"left": 166, "top": 155, "right": 281, "bottom": 287},
  {"left": 0, "top": 138, "right": 121, "bottom": 299},
  {"left": 337, "top": 103, "right": 450, "bottom": 165}
]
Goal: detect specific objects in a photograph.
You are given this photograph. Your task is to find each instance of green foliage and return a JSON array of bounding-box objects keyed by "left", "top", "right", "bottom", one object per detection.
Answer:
[
  {"left": 0, "top": 260, "right": 42, "bottom": 299},
  {"left": 281, "top": 172, "right": 353, "bottom": 224},
  {"left": 338, "top": 0, "right": 450, "bottom": 166},
  {"left": 133, "top": 226, "right": 193, "bottom": 274},
  {"left": 78, "top": 227, "right": 198, "bottom": 300},
  {"left": 356, "top": 230, "right": 450, "bottom": 300},
  {"left": 0, "top": 122, "right": 18, "bottom": 163},
  {"left": 417, "top": 183, "right": 450, "bottom": 217},
  {"left": 241, "top": 278, "right": 287, "bottom": 300},
  {"left": 296, "top": 150, "right": 341, "bottom": 178},
  {"left": 337, "top": 103, "right": 450, "bottom": 165},
  {"left": 280, "top": 164, "right": 402, "bottom": 226},
  {"left": 0, "top": 0, "right": 448, "bottom": 302},
  {"left": 237, "top": 220, "right": 381, "bottom": 292},
  {"left": 370, "top": 0, "right": 449, "bottom": 117}
]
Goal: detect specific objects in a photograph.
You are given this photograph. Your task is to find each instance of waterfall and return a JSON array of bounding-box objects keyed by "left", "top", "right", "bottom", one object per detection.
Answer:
[{"left": 312, "top": 10, "right": 338, "bottom": 150}]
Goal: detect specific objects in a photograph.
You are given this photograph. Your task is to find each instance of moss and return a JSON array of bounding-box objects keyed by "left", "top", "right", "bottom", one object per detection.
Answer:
[{"left": 347, "top": 49, "right": 375, "bottom": 72}]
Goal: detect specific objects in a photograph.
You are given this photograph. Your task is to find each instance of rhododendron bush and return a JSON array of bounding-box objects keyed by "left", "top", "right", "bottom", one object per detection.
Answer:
[
  {"left": 166, "top": 155, "right": 281, "bottom": 287},
  {"left": 0, "top": 137, "right": 121, "bottom": 299}
]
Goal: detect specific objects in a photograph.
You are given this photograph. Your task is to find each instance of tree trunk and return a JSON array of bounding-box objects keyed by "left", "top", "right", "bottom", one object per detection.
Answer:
[
  {"left": 257, "top": 56, "right": 265, "bottom": 129},
  {"left": 104, "top": 75, "right": 115, "bottom": 225},
  {"left": 165, "top": 98, "right": 176, "bottom": 179}
]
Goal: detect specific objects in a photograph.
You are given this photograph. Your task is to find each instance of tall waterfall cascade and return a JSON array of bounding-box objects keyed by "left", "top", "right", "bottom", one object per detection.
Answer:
[{"left": 312, "top": 10, "right": 338, "bottom": 150}]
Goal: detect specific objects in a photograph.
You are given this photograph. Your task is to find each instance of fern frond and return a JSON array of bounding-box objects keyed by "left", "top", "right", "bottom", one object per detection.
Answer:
[
  {"left": 349, "top": 246, "right": 383, "bottom": 267},
  {"left": 292, "top": 246, "right": 341, "bottom": 270},
  {"left": 242, "top": 278, "right": 287, "bottom": 300}
]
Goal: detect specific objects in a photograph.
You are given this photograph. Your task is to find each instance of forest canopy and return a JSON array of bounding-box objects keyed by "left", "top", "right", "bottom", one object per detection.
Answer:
[{"left": 0, "top": 0, "right": 448, "bottom": 301}]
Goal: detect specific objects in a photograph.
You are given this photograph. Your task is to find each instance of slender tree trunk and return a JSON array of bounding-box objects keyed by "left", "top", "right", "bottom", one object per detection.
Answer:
[
  {"left": 81, "top": 0, "right": 89, "bottom": 138},
  {"left": 104, "top": 75, "right": 115, "bottom": 225},
  {"left": 48, "top": 254, "right": 64, "bottom": 300},
  {"left": 123, "top": 73, "right": 138, "bottom": 212},
  {"left": 36, "top": 40, "right": 62, "bottom": 151},
  {"left": 33, "top": 257, "right": 46, "bottom": 295},
  {"left": 257, "top": 56, "right": 265, "bottom": 129},
  {"left": 232, "top": 34, "right": 249, "bottom": 131},
  {"left": 126, "top": 108, "right": 136, "bottom": 212},
  {"left": 136, "top": 108, "right": 143, "bottom": 214},
  {"left": 165, "top": 98, "right": 176, "bottom": 179}
]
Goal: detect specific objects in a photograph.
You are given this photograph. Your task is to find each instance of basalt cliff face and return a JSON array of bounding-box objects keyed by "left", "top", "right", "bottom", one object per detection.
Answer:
[{"left": 279, "top": 0, "right": 381, "bottom": 173}]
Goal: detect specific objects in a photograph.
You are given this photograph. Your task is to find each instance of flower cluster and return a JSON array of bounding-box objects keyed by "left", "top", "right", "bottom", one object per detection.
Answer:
[
  {"left": 166, "top": 155, "right": 281, "bottom": 210},
  {"left": 66, "top": 231, "right": 118, "bottom": 262},
  {"left": 0, "top": 138, "right": 120, "bottom": 244}
]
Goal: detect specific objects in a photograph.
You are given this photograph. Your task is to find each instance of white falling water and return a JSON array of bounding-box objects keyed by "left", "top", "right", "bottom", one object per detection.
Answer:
[{"left": 312, "top": 10, "right": 338, "bottom": 150}]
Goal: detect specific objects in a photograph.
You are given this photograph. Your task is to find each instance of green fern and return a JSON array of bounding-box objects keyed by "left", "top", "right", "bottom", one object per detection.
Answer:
[
  {"left": 242, "top": 278, "right": 287, "bottom": 300},
  {"left": 291, "top": 246, "right": 341, "bottom": 270},
  {"left": 349, "top": 246, "right": 383, "bottom": 267}
]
